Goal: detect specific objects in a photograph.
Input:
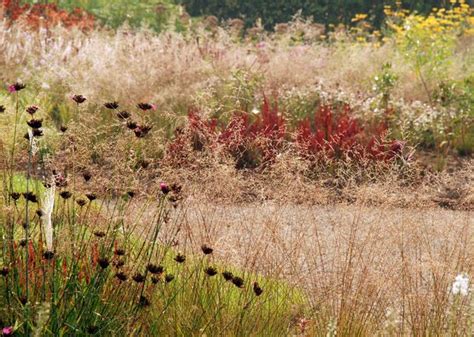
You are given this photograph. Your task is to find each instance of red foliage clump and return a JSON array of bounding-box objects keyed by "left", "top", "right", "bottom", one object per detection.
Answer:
[
  {"left": 166, "top": 98, "right": 404, "bottom": 170},
  {"left": 1, "top": 0, "right": 95, "bottom": 31},
  {"left": 296, "top": 104, "right": 404, "bottom": 162}
]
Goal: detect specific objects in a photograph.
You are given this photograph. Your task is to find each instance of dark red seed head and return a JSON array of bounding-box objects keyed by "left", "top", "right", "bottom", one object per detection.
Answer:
[
  {"left": 72, "top": 94, "right": 86, "bottom": 104},
  {"left": 26, "top": 118, "right": 42, "bottom": 129},
  {"left": 98, "top": 258, "right": 110, "bottom": 269},
  {"left": 76, "top": 199, "right": 87, "bottom": 207},
  {"left": 205, "top": 266, "right": 218, "bottom": 277},
  {"left": 60, "top": 191, "right": 72, "bottom": 199},
  {"left": 86, "top": 193, "right": 97, "bottom": 201},
  {"left": 232, "top": 276, "right": 244, "bottom": 288},
  {"left": 132, "top": 273, "right": 146, "bottom": 283},
  {"left": 43, "top": 250, "right": 55, "bottom": 260},
  {"left": 253, "top": 282, "right": 263, "bottom": 296},
  {"left": 26, "top": 105, "right": 39, "bottom": 115},
  {"left": 115, "top": 272, "right": 127, "bottom": 281},
  {"left": 201, "top": 244, "right": 213, "bottom": 255},
  {"left": 174, "top": 253, "right": 186, "bottom": 263},
  {"left": 104, "top": 101, "right": 119, "bottom": 109},
  {"left": 147, "top": 264, "right": 164, "bottom": 275},
  {"left": 222, "top": 271, "right": 233, "bottom": 281},
  {"left": 0, "top": 266, "right": 9, "bottom": 276}
]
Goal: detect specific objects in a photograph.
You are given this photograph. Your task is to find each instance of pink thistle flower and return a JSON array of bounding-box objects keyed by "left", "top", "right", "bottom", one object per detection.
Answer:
[
  {"left": 8, "top": 82, "right": 25, "bottom": 93},
  {"left": 160, "top": 182, "right": 170, "bottom": 194},
  {"left": 2, "top": 326, "right": 13, "bottom": 336}
]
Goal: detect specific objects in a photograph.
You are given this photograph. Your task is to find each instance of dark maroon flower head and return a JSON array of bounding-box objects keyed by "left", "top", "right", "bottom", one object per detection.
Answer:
[
  {"left": 8, "top": 82, "right": 26, "bottom": 92},
  {"left": 98, "top": 258, "right": 110, "bottom": 269},
  {"left": 83, "top": 171, "right": 92, "bottom": 182},
  {"left": 205, "top": 266, "right": 218, "bottom": 277},
  {"left": 253, "top": 282, "right": 263, "bottom": 296},
  {"left": 10, "top": 192, "right": 21, "bottom": 201},
  {"left": 72, "top": 94, "right": 86, "bottom": 104},
  {"left": 0, "top": 266, "right": 9, "bottom": 276},
  {"left": 174, "top": 253, "right": 186, "bottom": 263},
  {"left": 27, "top": 119, "right": 43, "bottom": 129},
  {"left": 151, "top": 276, "right": 161, "bottom": 284},
  {"left": 137, "top": 103, "right": 154, "bottom": 111},
  {"left": 0, "top": 105, "right": 5, "bottom": 113},
  {"left": 201, "top": 244, "right": 213, "bottom": 255},
  {"left": 36, "top": 209, "right": 44, "bottom": 217},
  {"left": 60, "top": 125, "right": 68, "bottom": 133},
  {"left": 59, "top": 191, "right": 72, "bottom": 200},
  {"left": 76, "top": 199, "right": 87, "bottom": 207},
  {"left": 24, "top": 129, "right": 43, "bottom": 140},
  {"left": 19, "top": 238, "right": 27, "bottom": 247},
  {"left": 127, "top": 191, "right": 136, "bottom": 198},
  {"left": 132, "top": 273, "right": 146, "bottom": 283},
  {"left": 126, "top": 120, "right": 138, "bottom": 130},
  {"left": 133, "top": 124, "right": 152, "bottom": 138},
  {"left": 147, "top": 264, "right": 164, "bottom": 274},
  {"left": 93, "top": 231, "right": 106, "bottom": 238},
  {"left": 138, "top": 295, "right": 151, "bottom": 307},
  {"left": 117, "top": 111, "right": 130, "bottom": 119},
  {"left": 26, "top": 105, "right": 39, "bottom": 115},
  {"left": 23, "top": 192, "right": 38, "bottom": 203},
  {"left": 222, "top": 271, "right": 233, "bottom": 281},
  {"left": 43, "top": 250, "right": 55, "bottom": 260},
  {"left": 104, "top": 101, "right": 119, "bottom": 109},
  {"left": 232, "top": 276, "right": 244, "bottom": 288},
  {"left": 86, "top": 193, "right": 97, "bottom": 201},
  {"left": 160, "top": 182, "right": 170, "bottom": 194},
  {"left": 165, "top": 274, "right": 175, "bottom": 283},
  {"left": 115, "top": 271, "right": 127, "bottom": 281}
]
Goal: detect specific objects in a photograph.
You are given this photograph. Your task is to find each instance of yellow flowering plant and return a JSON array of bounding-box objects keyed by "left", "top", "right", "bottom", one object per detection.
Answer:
[{"left": 384, "top": 0, "right": 473, "bottom": 102}]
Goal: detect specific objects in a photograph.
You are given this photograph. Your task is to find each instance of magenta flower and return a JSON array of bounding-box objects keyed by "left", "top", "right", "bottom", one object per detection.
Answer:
[
  {"left": 2, "top": 326, "right": 13, "bottom": 336},
  {"left": 8, "top": 82, "right": 25, "bottom": 93},
  {"left": 160, "top": 182, "right": 170, "bottom": 194}
]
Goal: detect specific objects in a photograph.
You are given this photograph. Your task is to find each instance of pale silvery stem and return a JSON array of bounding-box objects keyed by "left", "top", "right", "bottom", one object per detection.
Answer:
[{"left": 41, "top": 182, "right": 56, "bottom": 251}]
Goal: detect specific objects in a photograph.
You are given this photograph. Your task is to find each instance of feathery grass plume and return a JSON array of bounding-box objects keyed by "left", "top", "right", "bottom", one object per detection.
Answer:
[{"left": 41, "top": 181, "right": 56, "bottom": 252}]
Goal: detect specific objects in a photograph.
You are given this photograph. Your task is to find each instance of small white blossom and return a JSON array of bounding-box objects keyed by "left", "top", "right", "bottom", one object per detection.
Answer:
[
  {"left": 251, "top": 107, "right": 260, "bottom": 115},
  {"left": 452, "top": 273, "right": 469, "bottom": 296}
]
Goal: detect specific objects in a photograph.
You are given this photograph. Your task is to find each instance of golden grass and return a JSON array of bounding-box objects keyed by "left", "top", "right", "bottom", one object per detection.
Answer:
[{"left": 157, "top": 198, "right": 474, "bottom": 335}]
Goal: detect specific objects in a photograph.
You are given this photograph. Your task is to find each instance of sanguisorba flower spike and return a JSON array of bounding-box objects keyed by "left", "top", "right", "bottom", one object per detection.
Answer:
[
  {"left": 137, "top": 103, "right": 156, "bottom": 111},
  {"left": 72, "top": 94, "right": 87, "bottom": 104},
  {"left": 8, "top": 82, "right": 26, "bottom": 93},
  {"left": 104, "top": 101, "right": 119, "bottom": 110},
  {"left": 26, "top": 105, "right": 39, "bottom": 115}
]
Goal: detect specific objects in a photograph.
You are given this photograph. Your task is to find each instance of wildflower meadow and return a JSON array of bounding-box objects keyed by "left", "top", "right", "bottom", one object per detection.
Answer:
[{"left": 0, "top": 0, "right": 473, "bottom": 336}]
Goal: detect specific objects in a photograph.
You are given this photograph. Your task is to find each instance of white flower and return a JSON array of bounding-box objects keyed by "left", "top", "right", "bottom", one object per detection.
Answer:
[
  {"left": 452, "top": 273, "right": 469, "bottom": 296},
  {"left": 41, "top": 182, "right": 56, "bottom": 251},
  {"left": 251, "top": 107, "right": 260, "bottom": 115}
]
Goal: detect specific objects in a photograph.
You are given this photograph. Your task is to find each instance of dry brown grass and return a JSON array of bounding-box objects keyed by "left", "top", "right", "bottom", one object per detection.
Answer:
[
  {"left": 154, "top": 197, "right": 473, "bottom": 335},
  {"left": 0, "top": 21, "right": 471, "bottom": 111}
]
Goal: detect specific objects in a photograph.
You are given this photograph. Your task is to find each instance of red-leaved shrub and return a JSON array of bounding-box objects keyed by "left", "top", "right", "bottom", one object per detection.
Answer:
[{"left": 166, "top": 98, "right": 405, "bottom": 170}]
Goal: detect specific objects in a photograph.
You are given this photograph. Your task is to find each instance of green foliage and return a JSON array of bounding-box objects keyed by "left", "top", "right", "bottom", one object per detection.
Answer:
[
  {"left": 372, "top": 62, "right": 398, "bottom": 109},
  {"left": 179, "top": 0, "right": 448, "bottom": 29}
]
